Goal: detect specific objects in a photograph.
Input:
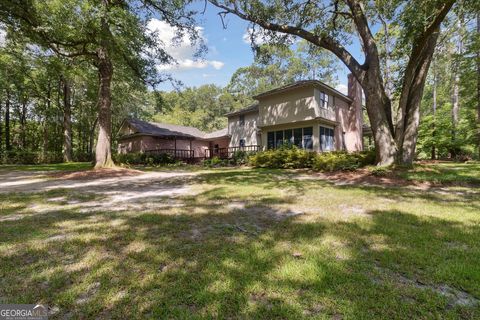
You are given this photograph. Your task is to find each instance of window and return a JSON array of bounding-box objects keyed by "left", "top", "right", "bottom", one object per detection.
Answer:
[
  {"left": 303, "top": 127, "right": 313, "bottom": 150},
  {"left": 293, "top": 128, "right": 303, "bottom": 148},
  {"left": 275, "top": 130, "right": 284, "bottom": 147},
  {"left": 342, "top": 132, "right": 346, "bottom": 150},
  {"left": 239, "top": 139, "right": 246, "bottom": 147},
  {"left": 267, "top": 127, "right": 313, "bottom": 150},
  {"left": 320, "top": 126, "right": 335, "bottom": 151},
  {"left": 284, "top": 129, "right": 293, "bottom": 147},
  {"left": 319, "top": 92, "right": 329, "bottom": 109},
  {"left": 267, "top": 132, "right": 275, "bottom": 149},
  {"left": 239, "top": 115, "right": 245, "bottom": 126}
]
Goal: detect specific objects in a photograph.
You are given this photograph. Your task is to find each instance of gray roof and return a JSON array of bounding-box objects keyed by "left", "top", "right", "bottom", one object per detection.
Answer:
[
  {"left": 252, "top": 80, "right": 353, "bottom": 102},
  {"left": 225, "top": 103, "right": 259, "bottom": 117},
  {"left": 204, "top": 128, "right": 229, "bottom": 139},
  {"left": 119, "top": 118, "right": 228, "bottom": 140}
]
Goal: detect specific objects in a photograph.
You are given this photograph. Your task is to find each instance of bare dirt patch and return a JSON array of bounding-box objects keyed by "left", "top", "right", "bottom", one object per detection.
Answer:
[
  {"left": 372, "top": 264, "right": 479, "bottom": 308},
  {"left": 48, "top": 167, "right": 143, "bottom": 180}
]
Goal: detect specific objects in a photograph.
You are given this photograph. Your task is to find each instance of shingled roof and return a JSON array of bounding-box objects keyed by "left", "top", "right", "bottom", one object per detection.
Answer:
[{"left": 119, "top": 118, "right": 228, "bottom": 140}]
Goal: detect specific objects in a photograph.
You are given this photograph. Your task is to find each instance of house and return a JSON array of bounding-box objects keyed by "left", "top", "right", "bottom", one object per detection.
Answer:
[
  {"left": 226, "top": 73, "right": 364, "bottom": 153},
  {"left": 117, "top": 118, "right": 230, "bottom": 158},
  {"left": 117, "top": 74, "right": 365, "bottom": 158}
]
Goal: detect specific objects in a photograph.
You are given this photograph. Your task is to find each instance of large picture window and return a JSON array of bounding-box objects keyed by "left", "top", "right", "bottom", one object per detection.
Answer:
[
  {"left": 267, "top": 127, "right": 313, "bottom": 150},
  {"left": 320, "top": 126, "right": 335, "bottom": 151}
]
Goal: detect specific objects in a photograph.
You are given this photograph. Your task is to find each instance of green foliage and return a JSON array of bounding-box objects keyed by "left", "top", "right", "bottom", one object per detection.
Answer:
[
  {"left": 227, "top": 41, "right": 338, "bottom": 99},
  {"left": 153, "top": 85, "right": 241, "bottom": 132},
  {"left": 1, "top": 151, "right": 63, "bottom": 164},
  {"left": 312, "top": 151, "right": 376, "bottom": 172},
  {"left": 114, "top": 152, "right": 177, "bottom": 166},
  {"left": 248, "top": 146, "right": 316, "bottom": 169},
  {"left": 248, "top": 148, "right": 375, "bottom": 171},
  {"left": 202, "top": 156, "right": 229, "bottom": 167}
]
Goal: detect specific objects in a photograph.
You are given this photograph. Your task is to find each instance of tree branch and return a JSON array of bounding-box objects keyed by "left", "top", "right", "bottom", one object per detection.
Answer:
[{"left": 208, "top": 0, "right": 366, "bottom": 82}]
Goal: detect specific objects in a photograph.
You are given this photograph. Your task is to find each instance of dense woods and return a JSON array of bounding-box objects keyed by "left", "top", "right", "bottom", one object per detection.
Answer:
[{"left": 0, "top": 1, "right": 479, "bottom": 166}]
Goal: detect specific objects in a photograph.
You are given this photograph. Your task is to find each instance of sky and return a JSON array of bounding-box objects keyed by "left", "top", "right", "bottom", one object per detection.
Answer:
[{"left": 154, "top": 2, "right": 364, "bottom": 95}]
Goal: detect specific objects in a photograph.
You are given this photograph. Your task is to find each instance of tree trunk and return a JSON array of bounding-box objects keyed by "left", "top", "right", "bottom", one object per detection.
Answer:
[
  {"left": 62, "top": 77, "right": 73, "bottom": 162},
  {"left": 20, "top": 98, "right": 27, "bottom": 149},
  {"left": 0, "top": 100, "right": 2, "bottom": 154},
  {"left": 431, "top": 57, "right": 437, "bottom": 160},
  {"left": 5, "top": 90, "right": 11, "bottom": 152},
  {"left": 451, "top": 18, "right": 463, "bottom": 158},
  {"left": 477, "top": 14, "right": 480, "bottom": 159},
  {"left": 395, "top": 26, "right": 440, "bottom": 165},
  {"left": 89, "top": 116, "right": 98, "bottom": 158},
  {"left": 94, "top": 45, "right": 115, "bottom": 169},
  {"left": 363, "top": 78, "right": 397, "bottom": 166}
]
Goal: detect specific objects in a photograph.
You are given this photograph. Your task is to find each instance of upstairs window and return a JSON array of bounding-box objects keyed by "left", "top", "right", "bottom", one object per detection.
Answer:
[
  {"left": 239, "top": 115, "right": 245, "bottom": 126},
  {"left": 319, "top": 92, "right": 329, "bottom": 109},
  {"left": 239, "top": 139, "right": 246, "bottom": 147}
]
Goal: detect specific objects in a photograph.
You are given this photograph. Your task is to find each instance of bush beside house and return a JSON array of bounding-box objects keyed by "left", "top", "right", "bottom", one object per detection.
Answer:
[{"left": 248, "top": 147, "right": 375, "bottom": 171}]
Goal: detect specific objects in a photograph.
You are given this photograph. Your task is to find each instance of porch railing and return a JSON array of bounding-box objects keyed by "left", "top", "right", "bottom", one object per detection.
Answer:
[
  {"left": 144, "top": 148, "right": 194, "bottom": 159},
  {"left": 205, "top": 145, "right": 261, "bottom": 159}
]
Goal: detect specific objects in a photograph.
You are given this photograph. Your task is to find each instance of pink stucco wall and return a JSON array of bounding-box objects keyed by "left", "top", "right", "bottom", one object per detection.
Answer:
[{"left": 118, "top": 135, "right": 227, "bottom": 158}]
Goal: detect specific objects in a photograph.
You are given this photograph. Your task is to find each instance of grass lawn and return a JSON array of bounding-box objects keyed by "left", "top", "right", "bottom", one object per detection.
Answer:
[
  {"left": 0, "top": 163, "right": 479, "bottom": 319},
  {"left": 0, "top": 162, "right": 92, "bottom": 172},
  {"left": 398, "top": 161, "right": 480, "bottom": 185}
]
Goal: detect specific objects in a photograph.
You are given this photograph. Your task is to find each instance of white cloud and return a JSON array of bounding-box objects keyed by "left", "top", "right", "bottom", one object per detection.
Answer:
[
  {"left": 335, "top": 84, "right": 348, "bottom": 95},
  {"left": 242, "top": 27, "right": 294, "bottom": 46},
  {"left": 147, "top": 19, "right": 224, "bottom": 71},
  {"left": 242, "top": 27, "right": 268, "bottom": 46},
  {"left": 158, "top": 59, "right": 224, "bottom": 71}
]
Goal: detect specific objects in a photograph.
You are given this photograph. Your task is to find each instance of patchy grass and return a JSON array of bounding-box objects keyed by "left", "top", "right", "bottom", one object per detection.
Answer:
[
  {"left": 0, "top": 166, "right": 479, "bottom": 319},
  {"left": 398, "top": 161, "right": 480, "bottom": 185},
  {"left": 0, "top": 162, "right": 92, "bottom": 172}
]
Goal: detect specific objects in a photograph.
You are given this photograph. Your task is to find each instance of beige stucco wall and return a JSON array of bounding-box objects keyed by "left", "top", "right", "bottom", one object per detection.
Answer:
[
  {"left": 258, "top": 87, "right": 318, "bottom": 127},
  {"left": 228, "top": 111, "right": 259, "bottom": 147}
]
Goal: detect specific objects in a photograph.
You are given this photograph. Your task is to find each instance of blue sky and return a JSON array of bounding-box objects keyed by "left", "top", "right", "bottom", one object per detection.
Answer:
[{"left": 156, "top": 2, "right": 364, "bottom": 94}]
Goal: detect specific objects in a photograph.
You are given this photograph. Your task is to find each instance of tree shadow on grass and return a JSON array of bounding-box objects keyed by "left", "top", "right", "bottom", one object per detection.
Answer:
[{"left": 1, "top": 169, "right": 479, "bottom": 319}]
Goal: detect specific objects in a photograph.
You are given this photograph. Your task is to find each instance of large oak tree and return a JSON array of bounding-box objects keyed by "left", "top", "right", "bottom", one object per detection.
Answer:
[
  {"left": 209, "top": 0, "right": 458, "bottom": 165},
  {"left": 0, "top": 0, "right": 201, "bottom": 168}
]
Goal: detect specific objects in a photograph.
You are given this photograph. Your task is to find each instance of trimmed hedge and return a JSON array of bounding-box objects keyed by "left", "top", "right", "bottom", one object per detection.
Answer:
[{"left": 248, "top": 147, "right": 376, "bottom": 171}]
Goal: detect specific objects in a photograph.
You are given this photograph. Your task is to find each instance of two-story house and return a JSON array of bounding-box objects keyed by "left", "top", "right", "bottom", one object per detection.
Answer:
[
  {"left": 117, "top": 74, "right": 364, "bottom": 158},
  {"left": 226, "top": 74, "right": 363, "bottom": 153}
]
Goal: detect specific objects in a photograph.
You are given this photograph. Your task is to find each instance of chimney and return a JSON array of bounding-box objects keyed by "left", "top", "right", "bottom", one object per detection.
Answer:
[{"left": 345, "top": 73, "right": 363, "bottom": 151}]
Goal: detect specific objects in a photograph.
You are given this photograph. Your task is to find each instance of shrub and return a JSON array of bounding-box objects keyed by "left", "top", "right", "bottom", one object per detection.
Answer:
[
  {"left": 231, "top": 150, "right": 249, "bottom": 165},
  {"left": 369, "top": 166, "right": 390, "bottom": 176},
  {"left": 312, "top": 150, "right": 376, "bottom": 172},
  {"left": 248, "top": 146, "right": 315, "bottom": 169},
  {"left": 203, "top": 156, "right": 228, "bottom": 167},
  {"left": 114, "top": 152, "right": 176, "bottom": 166}
]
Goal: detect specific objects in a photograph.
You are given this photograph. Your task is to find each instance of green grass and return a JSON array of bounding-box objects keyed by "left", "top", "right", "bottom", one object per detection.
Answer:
[
  {"left": 398, "top": 161, "right": 480, "bottom": 185},
  {"left": 0, "top": 165, "right": 479, "bottom": 319},
  {"left": 0, "top": 162, "right": 92, "bottom": 172}
]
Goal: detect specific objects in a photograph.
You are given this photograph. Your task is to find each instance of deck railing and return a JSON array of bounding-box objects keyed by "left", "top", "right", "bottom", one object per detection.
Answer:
[
  {"left": 206, "top": 145, "right": 261, "bottom": 159},
  {"left": 144, "top": 148, "right": 194, "bottom": 159}
]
